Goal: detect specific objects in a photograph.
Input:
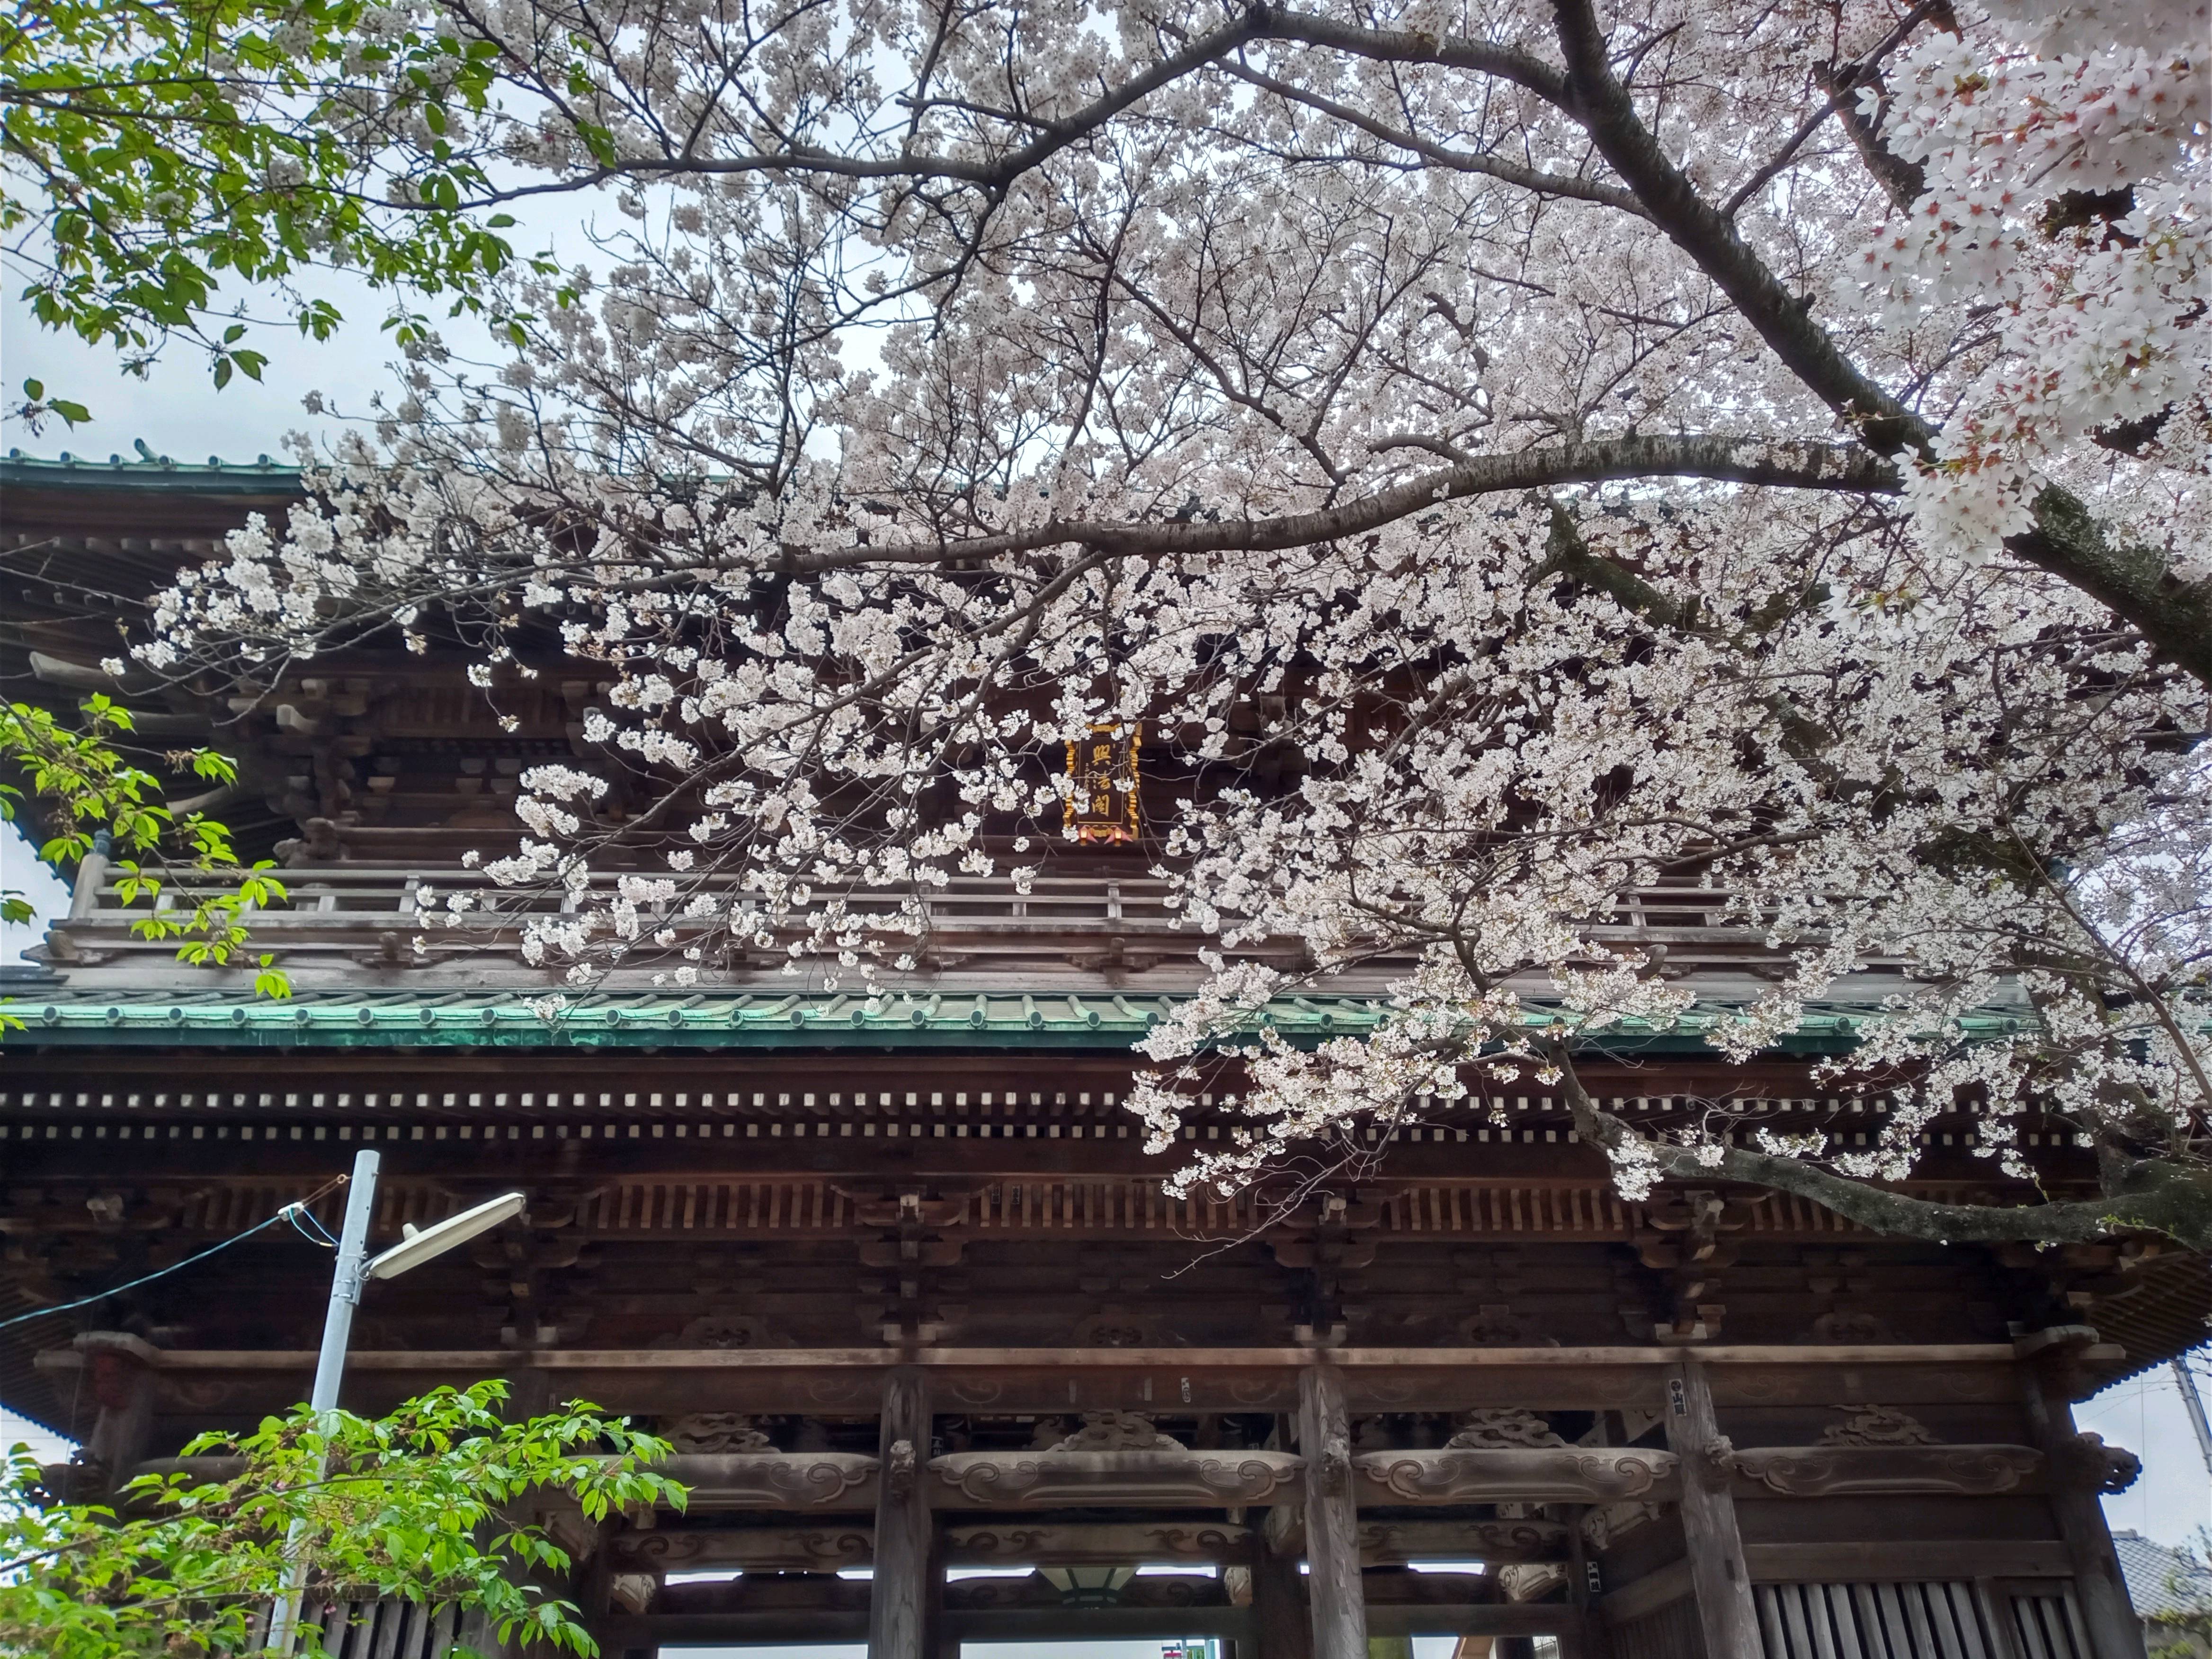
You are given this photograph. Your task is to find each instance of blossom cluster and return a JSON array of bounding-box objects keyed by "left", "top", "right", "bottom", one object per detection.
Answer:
[{"left": 132, "top": 0, "right": 2209, "bottom": 1219}]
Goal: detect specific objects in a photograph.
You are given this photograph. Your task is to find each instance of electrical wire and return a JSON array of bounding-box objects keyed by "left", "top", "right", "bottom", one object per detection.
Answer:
[{"left": 0, "top": 1177, "right": 348, "bottom": 1333}]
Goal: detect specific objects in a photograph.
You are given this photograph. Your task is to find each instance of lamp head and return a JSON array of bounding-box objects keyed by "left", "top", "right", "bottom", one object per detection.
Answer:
[{"left": 366, "top": 1191, "right": 526, "bottom": 1279}]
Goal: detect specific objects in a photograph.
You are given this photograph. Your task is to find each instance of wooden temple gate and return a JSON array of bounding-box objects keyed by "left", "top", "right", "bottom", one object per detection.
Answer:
[{"left": 2, "top": 452, "right": 2200, "bottom": 1659}]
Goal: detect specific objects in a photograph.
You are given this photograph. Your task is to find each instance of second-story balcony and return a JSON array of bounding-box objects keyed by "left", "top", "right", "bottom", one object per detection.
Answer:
[{"left": 33, "top": 859, "right": 1886, "bottom": 1000}]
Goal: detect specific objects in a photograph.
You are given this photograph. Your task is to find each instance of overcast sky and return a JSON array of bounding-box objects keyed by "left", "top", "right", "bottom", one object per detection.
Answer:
[{"left": 4, "top": 255, "right": 406, "bottom": 462}]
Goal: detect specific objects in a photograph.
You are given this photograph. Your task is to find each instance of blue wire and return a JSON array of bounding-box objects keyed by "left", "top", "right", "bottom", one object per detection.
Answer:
[{"left": 0, "top": 1195, "right": 332, "bottom": 1332}]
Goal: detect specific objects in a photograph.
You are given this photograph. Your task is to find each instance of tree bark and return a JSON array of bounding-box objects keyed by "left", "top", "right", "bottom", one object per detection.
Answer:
[
  {"left": 870, "top": 1365, "right": 937, "bottom": 1659},
  {"left": 1298, "top": 1363, "right": 1368, "bottom": 1659},
  {"left": 1664, "top": 1359, "right": 1759, "bottom": 1659},
  {"left": 2020, "top": 1368, "right": 2149, "bottom": 1659}
]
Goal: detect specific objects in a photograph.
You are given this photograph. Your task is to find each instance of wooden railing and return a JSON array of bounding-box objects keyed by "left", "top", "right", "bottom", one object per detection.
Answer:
[{"left": 47, "top": 859, "right": 1791, "bottom": 973}]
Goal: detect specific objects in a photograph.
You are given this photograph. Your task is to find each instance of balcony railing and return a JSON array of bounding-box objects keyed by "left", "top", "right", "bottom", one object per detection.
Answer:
[{"left": 42, "top": 857, "right": 1812, "bottom": 982}]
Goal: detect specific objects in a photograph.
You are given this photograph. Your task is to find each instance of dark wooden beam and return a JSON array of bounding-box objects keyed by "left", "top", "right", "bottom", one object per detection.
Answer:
[{"left": 45, "top": 1341, "right": 2040, "bottom": 1432}]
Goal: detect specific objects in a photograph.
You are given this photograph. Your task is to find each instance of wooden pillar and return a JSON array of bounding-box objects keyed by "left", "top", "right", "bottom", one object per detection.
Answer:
[
  {"left": 1562, "top": 1507, "right": 1614, "bottom": 1659},
  {"left": 1252, "top": 1525, "right": 1314, "bottom": 1659},
  {"left": 2021, "top": 1368, "right": 2148, "bottom": 1659},
  {"left": 1664, "top": 1359, "right": 1758, "bottom": 1658},
  {"left": 870, "top": 1365, "right": 936, "bottom": 1659},
  {"left": 1297, "top": 1363, "right": 1367, "bottom": 1659}
]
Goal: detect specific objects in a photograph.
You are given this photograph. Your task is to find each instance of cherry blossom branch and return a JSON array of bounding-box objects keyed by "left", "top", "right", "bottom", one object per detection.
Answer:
[
  {"left": 1541, "top": 0, "right": 2212, "bottom": 686},
  {"left": 794, "top": 436, "right": 1898, "bottom": 571},
  {"left": 1718, "top": 0, "right": 1943, "bottom": 220},
  {"left": 1547, "top": 1042, "right": 2212, "bottom": 1251},
  {"left": 1219, "top": 59, "right": 1649, "bottom": 218}
]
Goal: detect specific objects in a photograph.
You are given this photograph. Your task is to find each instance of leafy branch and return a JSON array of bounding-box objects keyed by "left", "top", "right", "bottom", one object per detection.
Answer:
[
  {"left": 0, "top": 1381, "right": 687, "bottom": 1659},
  {"left": 0, "top": 694, "right": 289, "bottom": 1002}
]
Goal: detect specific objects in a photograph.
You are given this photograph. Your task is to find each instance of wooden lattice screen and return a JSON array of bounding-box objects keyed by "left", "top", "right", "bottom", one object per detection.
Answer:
[{"left": 1755, "top": 1581, "right": 2031, "bottom": 1659}]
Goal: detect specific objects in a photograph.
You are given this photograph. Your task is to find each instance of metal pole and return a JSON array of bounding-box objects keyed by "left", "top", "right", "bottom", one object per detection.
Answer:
[
  {"left": 268, "top": 1150, "right": 381, "bottom": 1655},
  {"left": 2173, "top": 1355, "right": 2212, "bottom": 1482}
]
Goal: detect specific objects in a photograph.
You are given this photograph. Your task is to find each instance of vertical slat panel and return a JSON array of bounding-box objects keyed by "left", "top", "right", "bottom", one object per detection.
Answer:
[
  {"left": 1875, "top": 1585, "right": 1916, "bottom": 1656},
  {"left": 1806, "top": 1584, "right": 1846, "bottom": 1659},
  {"left": 1843, "top": 1584, "right": 1885, "bottom": 1659},
  {"left": 1823, "top": 1584, "right": 1866, "bottom": 1659},
  {"left": 1943, "top": 1582, "right": 1992, "bottom": 1659},
  {"left": 2056, "top": 1591, "right": 2092, "bottom": 1659},
  {"left": 1781, "top": 1585, "right": 1819, "bottom": 1658},
  {"left": 1757, "top": 1586, "right": 1793, "bottom": 1658},
  {"left": 351, "top": 1600, "right": 384, "bottom": 1659},
  {"left": 1920, "top": 1581, "right": 1970, "bottom": 1659},
  {"left": 369, "top": 1597, "right": 409, "bottom": 1659},
  {"left": 1899, "top": 1582, "right": 1938, "bottom": 1659}
]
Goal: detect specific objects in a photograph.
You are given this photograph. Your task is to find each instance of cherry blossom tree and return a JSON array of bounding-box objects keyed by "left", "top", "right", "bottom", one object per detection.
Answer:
[{"left": 129, "top": 0, "right": 2209, "bottom": 1244}]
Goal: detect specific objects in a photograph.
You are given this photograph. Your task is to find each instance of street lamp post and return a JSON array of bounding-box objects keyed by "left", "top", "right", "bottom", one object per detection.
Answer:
[{"left": 265, "top": 1150, "right": 527, "bottom": 1655}]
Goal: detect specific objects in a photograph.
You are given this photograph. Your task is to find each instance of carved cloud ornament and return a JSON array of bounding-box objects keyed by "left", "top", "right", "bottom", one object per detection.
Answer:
[
  {"left": 1443, "top": 1409, "right": 1566, "bottom": 1450},
  {"left": 663, "top": 1413, "right": 776, "bottom": 1454},
  {"left": 1730, "top": 1445, "right": 2044, "bottom": 1497},
  {"left": 658, "top": 1312, "right": 778, "bottom": 1349},
  {"left": 1051, "top": 1411, "right": 1184, "bottom": 1452},
  {"left": 1353, "top": 1447, "right": 1679, "bottom": 1506},
  {"left": 610, "top": 1528, "right": 872, "bottom": 1573},
  {"left": 931, "top": 1449, "right": 1303, "bottom": 1509},
  {"left": 1821, "top": 1405, "right": 1938, "bottom": 1447},
  {"left": 659, "top": 1452, "right": 880, "bottom": 1509},
  {"left": 946, "top": 1523, "right": 1248, "bottom": 1566}
]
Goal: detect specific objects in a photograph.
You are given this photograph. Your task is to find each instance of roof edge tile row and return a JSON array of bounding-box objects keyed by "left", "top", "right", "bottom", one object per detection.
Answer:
[{"left": 0, "top": 987, "right": 1990, "bottom": 1053}]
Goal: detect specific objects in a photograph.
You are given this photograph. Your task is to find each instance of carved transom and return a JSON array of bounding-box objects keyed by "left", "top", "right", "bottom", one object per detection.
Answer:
[
  {"left": 1073, "top": 1307, "right": 1156, "bottom": 1347},
  {"left": 1820, "top": 1405, "right": 1937, "bottom": 1448},
  {"left": 1051, "top": 1410, "right": 1185, "bottom": 1452},
  {"left": 665, "top": 1412, "right": 776, "bottom": 1454},
  {"left": 1443, "top": 1408, "right": 1566, "bottom": 1450}
]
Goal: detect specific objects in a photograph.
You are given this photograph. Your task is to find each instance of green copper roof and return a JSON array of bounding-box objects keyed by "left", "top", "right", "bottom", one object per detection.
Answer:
[
  {"left": 0, "top": 985, "right": 1967, "bottom": 1053},
  {"left": 2, "top": 446, "right": 303, "bottom": 493}
]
